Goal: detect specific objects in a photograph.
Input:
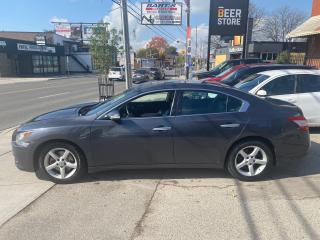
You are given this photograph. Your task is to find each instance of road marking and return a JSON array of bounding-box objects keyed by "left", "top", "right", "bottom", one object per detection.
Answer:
[{"left": 38, "top": 92, "right": 70, "bottom": 99}]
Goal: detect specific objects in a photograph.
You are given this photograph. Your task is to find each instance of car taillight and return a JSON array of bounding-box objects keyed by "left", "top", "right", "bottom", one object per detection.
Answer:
[{"left": 288, "top": 115, "right": 309, "bottom": 132}]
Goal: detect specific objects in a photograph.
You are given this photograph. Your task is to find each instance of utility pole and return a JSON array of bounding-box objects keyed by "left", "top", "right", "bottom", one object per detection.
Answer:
[
  {"left": 195, "top": 25, "right": 198, "bottom": 70},
  {"left": 120, "top": 0, "right": 132, "bottom": 89},
  {"left": 185, "top": 0, "right": 191, "bottom": 80}
]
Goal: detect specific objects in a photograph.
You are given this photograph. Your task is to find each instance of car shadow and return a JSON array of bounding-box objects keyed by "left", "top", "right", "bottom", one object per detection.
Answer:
[{"left": 79, "top": 139, "right": 320, "bottom": 183}]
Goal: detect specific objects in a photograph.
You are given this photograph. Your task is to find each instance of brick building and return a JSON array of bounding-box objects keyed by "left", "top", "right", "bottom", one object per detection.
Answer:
[{"left": 288, "top": 0, "right": 320, "bottom": 68}]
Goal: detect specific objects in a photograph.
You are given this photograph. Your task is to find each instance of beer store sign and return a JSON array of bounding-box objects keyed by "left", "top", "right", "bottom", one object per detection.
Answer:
[{"left": 209, "top": 0, "right": 249, "bottom": 36}]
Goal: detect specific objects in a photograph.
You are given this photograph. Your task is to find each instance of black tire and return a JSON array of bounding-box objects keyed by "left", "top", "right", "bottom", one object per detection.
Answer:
[
  {"left": 226, "top": 140, "right": 273, "bottom": 181},
  {"left": 36, "top": 142, "right": 87, "bottom": 184}
]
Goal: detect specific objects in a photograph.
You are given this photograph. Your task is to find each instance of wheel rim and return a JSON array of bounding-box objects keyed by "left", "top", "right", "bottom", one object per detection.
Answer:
[
  {"left": 43, "top": 148, "right": 78, "bottom": 180},
  {"left": 234, "top": 146, "right": 268, "bottom": 177}
]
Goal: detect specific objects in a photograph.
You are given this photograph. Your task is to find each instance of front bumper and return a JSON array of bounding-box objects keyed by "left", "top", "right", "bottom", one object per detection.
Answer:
[{"left": 12, "top": 141, "right": 36, "bottom": 172}]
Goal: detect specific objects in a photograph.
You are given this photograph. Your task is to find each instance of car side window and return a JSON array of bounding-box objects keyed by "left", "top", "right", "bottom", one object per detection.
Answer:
[
  {"left": 297, "top": 74, "right": 320, "bottom": 93},
  {"left": 118, "top": 91, "right": 174, "bottom": 118},
  {"left": 177, "top": 91, "right": 244, "bottom": 115},
  {"left": 261, "top": 75, "right": 296, "bottom": 96}
]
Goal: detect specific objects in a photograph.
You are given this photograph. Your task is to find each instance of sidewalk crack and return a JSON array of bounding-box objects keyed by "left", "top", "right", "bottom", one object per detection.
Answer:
[{"left": 130, "top": 176, "right": 162, "bottom": 240}]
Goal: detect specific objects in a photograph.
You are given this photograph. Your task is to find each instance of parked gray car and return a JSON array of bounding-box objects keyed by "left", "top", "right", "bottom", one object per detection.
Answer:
[
  {"left": 12, "top": 80, "right": 310, "bottom": 183},
  {"left": 132, "top": 69, "right": 154, "bottom": 84}
]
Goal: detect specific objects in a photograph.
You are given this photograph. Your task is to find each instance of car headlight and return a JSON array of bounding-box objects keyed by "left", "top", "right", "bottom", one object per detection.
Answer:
[{"left": 15, "top": 131, "right": 33, "bottom": 147}]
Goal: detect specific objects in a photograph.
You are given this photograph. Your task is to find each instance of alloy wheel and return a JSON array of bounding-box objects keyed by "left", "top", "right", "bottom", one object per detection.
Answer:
[
  {"left": 43, "top": 148, "right": 78, "bottom": 180},
  {"left": 234, "top": 146, "right": 268, "bottom": 177}
]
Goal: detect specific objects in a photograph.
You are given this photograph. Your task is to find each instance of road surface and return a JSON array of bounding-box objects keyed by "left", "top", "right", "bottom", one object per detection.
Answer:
[{"left": 0, "top": 76, "right": 125, "bottom": 131}]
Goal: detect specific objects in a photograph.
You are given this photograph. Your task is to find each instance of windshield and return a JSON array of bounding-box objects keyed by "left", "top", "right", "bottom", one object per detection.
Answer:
[
  {"left": 235, "top": 74, "right": 270, "bottom": 92},
  {"left": 213, "top": 61, "right": 228, "bottom": 71},
  {"left": 215, "top": 66, "right": 234, "bottom": 77},
  {"left": 86, "top": 89, "right": 134, "bottom": 116}
]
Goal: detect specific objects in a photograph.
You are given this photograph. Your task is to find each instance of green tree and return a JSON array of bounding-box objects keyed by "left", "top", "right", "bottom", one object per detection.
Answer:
[
  {"left": 136, "top": 48, "right": 159, "bottom": 59},
  {"left": 277, "top": 51, "right": 291, "bottom": 64},
  {"left": 166, "top": 46, "right": 178, "bottom": 56},
  {"left": 89, "top": 22, "right": 119, "bottom": 75}
]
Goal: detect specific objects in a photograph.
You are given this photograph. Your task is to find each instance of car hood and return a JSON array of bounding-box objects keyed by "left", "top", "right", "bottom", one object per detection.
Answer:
[{"left": 30, "top": 102, "right": 98, "bottom": 122}]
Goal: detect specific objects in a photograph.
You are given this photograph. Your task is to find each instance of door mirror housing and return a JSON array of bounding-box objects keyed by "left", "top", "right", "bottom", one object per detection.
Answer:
[
  {"left": 257, "top": 89, "right": 267, "bottom": 97},
  {"left": 107, "top": 110, "right": 121, "bottom": 121}
]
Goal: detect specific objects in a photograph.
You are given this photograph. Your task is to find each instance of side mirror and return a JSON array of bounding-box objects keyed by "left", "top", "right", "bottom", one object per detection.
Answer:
[
  {"left": 256, "top": 89, "right": 267, "bottom": 97},
  {"left": 107, "top": 110, "right": 121, "bottom": 121}
]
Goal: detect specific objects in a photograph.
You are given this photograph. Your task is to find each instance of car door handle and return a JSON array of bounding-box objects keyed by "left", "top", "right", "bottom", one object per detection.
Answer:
[
  {"left": 220, "top": 123, "right": 240, "bottom": 128},
  {"left": 152, "top": 126, "right": 172, "bottom": 132}
]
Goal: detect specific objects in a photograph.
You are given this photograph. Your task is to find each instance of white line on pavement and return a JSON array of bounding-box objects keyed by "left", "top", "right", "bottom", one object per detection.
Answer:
[{"left": 38, "top": 92, "right": 70, "bottom": 99}]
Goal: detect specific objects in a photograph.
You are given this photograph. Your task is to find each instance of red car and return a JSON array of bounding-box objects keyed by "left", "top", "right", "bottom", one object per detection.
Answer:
[
  {"left": 205, "top": 63, "right": 271, "bottom": 82},
  {"left": 205, "top": 64, "right": 246, "bottom": 82}
]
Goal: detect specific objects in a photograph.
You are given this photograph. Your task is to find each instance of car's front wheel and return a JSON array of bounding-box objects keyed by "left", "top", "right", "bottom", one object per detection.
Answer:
[
  {"left": 36, "top": 142, "right": 86, "bottom": 183},
  {"left": 227, "top": 140, "right": 273, "bottom": 181}
]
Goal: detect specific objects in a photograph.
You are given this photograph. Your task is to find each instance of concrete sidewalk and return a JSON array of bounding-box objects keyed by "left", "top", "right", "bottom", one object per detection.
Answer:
[
  {"left": 0, "top": 74, "right": 97, "bottom": 85},
  {"left": 0, "top": 129, "right": 54, "bottom": 226}
]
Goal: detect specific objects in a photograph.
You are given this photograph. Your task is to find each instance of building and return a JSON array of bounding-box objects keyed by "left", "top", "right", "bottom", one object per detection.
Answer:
[
  {"left": 287, "top": 0, "right": 320, "bottom": 68},
  {"left": 0, "top": 31, "right": 92, "bottom": 77},
  {"left": 214, "top": 41, "right": 307, "bottom": 66}
]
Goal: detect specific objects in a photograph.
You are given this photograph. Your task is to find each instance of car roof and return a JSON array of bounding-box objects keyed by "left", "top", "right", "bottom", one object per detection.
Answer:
[
  {"left": 257, "top": 69, "right": 320, "bottom": 77},
  {"left": 132, "top": 80, "right": 250, "bottom": 98}
]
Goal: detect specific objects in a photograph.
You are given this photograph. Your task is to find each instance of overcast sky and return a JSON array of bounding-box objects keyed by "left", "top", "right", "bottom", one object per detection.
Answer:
[{"left": 0, "top": 0, "right": 313, "bottom": 50}]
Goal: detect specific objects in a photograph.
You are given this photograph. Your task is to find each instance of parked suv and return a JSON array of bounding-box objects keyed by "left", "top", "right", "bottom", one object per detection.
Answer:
[
  {"left": 235, "top": 69, "right": 320, "bottom": 127},
  {"left": 108, "top": 67, "right": 125, "bottom": 81},
  {"left": 193, "top": 58, "right": 264, "bottom": 80}
]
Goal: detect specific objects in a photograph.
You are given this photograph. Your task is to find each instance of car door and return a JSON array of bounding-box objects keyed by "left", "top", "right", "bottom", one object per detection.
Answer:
[
  {"left": 295, "top": 74, "right": 320, "bottom": 126},
  {"left": 256, "top": 75, "right": 297, "bottom": 104},
  {"left": 170, "top": 90, "right": 248, "bottom": 167},
  {"left": 90, "top": 91, "right": 175, "bottom": 167}
]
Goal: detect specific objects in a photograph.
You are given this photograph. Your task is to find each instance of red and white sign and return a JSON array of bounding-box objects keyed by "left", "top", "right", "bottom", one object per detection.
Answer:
[
  {"left": 141, "top": 2, "right": 182, "bottom": 25},
  {"left": 54, "top": 23, "right": 71, "bottom": 38}
]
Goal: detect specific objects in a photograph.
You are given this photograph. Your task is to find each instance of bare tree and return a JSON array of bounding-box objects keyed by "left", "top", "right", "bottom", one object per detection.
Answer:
[
  {"left": 262, "top": 6, "right": 307, "bottom": 42},
  {"left": 249, "top": 2, "right": 266, "bottom": 33}
]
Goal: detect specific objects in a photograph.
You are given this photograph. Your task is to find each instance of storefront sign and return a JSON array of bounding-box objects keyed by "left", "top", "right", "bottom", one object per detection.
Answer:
[
  {"left": 17, "top": 43, "right": 56, "bottom": 53},
  {"left": 229, "top": 46, "right": 243, "bottom": 53},
  {"left": 209, "top": 0, "right": 249, "bottom": 36},
  {"left": 0, "top": 41, "right": 6, "bottom": 47},
  {"left": 141, "top": 2, "right": 182, "bottom": 25}
]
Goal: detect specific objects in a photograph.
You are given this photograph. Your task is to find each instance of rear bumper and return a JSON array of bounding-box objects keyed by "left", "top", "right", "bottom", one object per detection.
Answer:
[
  {"left": 274, "top": 131, "right": 310, "bottom": 161},
  {"left": 12, "top": 142, "right": 35, "bottom": 172}
]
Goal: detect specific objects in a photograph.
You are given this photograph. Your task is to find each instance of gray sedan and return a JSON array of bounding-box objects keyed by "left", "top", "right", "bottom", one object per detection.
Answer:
[{"left": 12, "top": 80, "right": 310, "bottom": 183}]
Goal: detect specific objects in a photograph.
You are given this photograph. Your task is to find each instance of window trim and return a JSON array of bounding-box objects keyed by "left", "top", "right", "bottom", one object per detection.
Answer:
[
  {"left": 175, "top": 89, "right": 248, "bottom": 117},
  {"left": 97, "top": 88, "right": 249, "bottom": 120},
  {"left": 97, "top": 90, "right": 177, "bottom": 120},
  {"left": 296, "top": 74, "right": 320, "bottom": 94},
  {"left": 255, "top": 74, "right": 298, "bottom": 96}
]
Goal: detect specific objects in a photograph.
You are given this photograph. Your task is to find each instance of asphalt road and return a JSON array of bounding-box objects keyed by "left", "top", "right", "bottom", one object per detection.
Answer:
[{"left": 0, "top": 76, "right": 126, "bottom": 131}]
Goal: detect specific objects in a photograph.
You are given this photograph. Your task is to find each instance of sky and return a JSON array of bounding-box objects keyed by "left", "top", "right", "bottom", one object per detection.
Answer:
[{"left": 0, "top": 0, "right": 313, "bottom": 50}]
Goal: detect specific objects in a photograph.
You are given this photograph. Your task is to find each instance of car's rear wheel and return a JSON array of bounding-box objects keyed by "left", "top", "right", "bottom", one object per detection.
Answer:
[
  {"left": 227, "top": 140, "right": 273, "bottom": 181},
  {"left": 36, "top": 142, "right": 86, "bottom": 183}
]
